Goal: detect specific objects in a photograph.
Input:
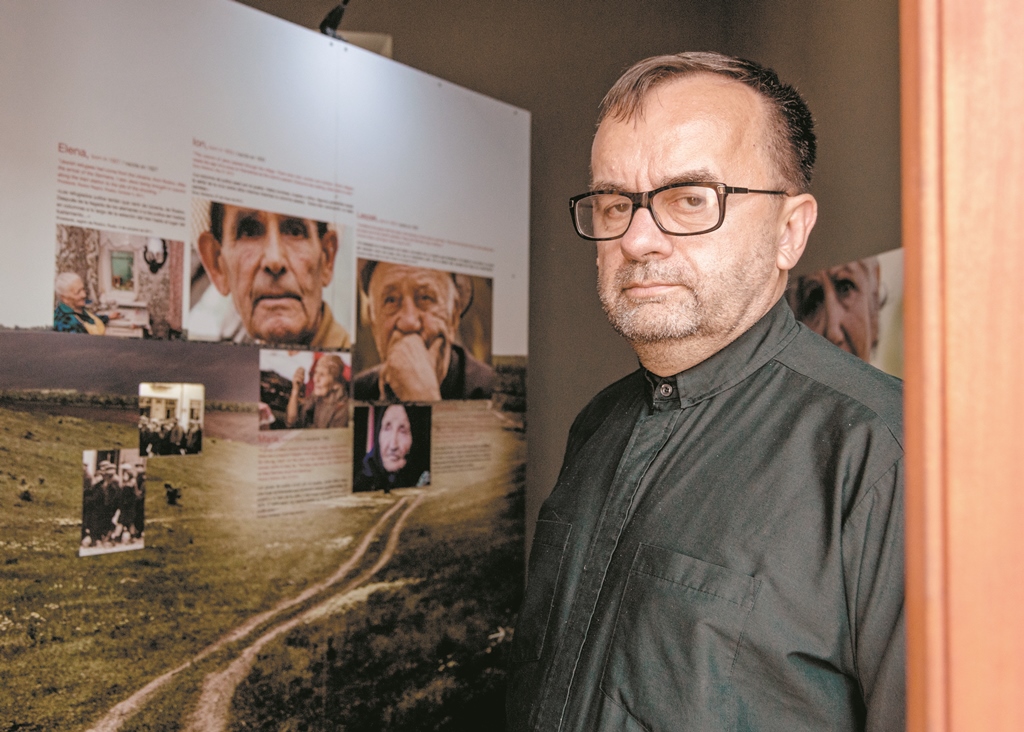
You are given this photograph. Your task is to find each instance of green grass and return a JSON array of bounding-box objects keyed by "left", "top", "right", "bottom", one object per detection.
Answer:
[
  {"left": 229, "top": 427, "right": 525, "bottom": 731},
  {"left": 0, "top": 404, "right": 526, "bottom": 731},
  {"left": 0, "top": 407, "right": 394, "bottom": 731}
]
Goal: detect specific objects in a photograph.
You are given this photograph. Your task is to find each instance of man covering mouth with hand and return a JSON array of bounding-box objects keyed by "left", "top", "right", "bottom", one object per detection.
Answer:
[{"left": 352, "top": 261, "right": 495, "bottom": 402}]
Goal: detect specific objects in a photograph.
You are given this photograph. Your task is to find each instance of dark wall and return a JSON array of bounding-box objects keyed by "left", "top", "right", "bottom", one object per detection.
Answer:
[
  {"left": 724, "top": 0, "right": 901, "bottom": 274},
  {"left": 233, "top": 0, "right": 900, "bottom": 545}
]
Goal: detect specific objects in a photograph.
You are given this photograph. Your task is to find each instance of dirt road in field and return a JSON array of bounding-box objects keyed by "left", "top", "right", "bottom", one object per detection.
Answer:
[{"left": 86, "top": 491, "right": 424, "bottom": 732}]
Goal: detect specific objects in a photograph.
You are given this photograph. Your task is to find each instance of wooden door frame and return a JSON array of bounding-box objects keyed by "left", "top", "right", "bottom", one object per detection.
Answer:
[{"left": 902, "top": 0, "right": 1024, "bottom": 729}]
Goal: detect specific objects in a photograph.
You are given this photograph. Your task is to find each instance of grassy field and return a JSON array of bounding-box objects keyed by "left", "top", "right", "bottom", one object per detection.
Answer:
[{"left": 0, "top": 403, "right": 524, "bottom": 731}]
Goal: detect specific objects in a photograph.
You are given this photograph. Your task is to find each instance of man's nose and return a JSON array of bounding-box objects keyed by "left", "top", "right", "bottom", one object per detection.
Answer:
[
  {"left": 394, "top": 298, "right": 423, "bottom": 332},
  {"left": 823, "top": 286, "right": 845, "bottom": 346},
  {"left": 617, "top": 207, "right": 675, "bottom": 262},
  {"left": 261, "top": 227, "right": 287, "bottom": 275}
]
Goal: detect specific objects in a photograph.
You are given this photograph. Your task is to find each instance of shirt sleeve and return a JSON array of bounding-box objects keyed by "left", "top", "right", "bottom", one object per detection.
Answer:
[{"left": 842, "top": 457, "right": 906, "bottom": 732}]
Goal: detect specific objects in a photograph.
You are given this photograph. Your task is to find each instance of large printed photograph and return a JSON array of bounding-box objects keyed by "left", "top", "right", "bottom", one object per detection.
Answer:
[
  {"left": 0, "top": 332, "right": 525, "bottom": 731},
  {"left": 188, "top": 198, "right": 353, "bottom": 349},
  {"left": 786, "top": 247, "right": 903, "bottom": 377},
  {"left": 353, "top": 259, "right": 495, "bottom": 402},
  {"left": 259, "top": 348, "right": 351, "bottom": 430},
  {"left": 54, "top": 225, "right": 185, "bottom": 339},
  {"left": 0, "top": 1, "right": 529, "bottom": 729}
]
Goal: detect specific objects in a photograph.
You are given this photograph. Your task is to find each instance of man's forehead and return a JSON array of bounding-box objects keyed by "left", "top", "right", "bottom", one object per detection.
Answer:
[
  {"left": 591, "top": 74, "right": 771, "bottom": 188},
  {"left": 224, "top": 206, "right": 313, "bottom": 225},
  {"left": 371, "top": 264, "right": 453, "bottom": 291},
  {"left": 827, "top": 261, "right": 875, "bottom": 281}
]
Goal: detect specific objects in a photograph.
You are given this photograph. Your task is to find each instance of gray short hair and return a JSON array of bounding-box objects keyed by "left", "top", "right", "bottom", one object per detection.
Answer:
[
  {"left": 598, "top": 52, "right": 816, "bottom": 193},
  {"left": 55, "top": 271, "right": 83, "bottom": 298}
]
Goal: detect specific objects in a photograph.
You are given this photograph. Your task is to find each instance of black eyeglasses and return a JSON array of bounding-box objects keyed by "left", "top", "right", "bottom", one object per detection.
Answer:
[{"left": 569, "top": 182, "right": 788, "bottom": 241}]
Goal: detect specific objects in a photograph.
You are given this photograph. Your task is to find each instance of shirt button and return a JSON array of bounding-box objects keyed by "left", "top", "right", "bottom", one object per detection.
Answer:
[{"left": 659, "top": 383, "right": 674, "bottom": 398}]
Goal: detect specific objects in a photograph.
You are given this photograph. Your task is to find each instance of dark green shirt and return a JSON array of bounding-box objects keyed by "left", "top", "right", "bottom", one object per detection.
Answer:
[{"left": 508, "top": 299, "right": 904, "bottom": 732}]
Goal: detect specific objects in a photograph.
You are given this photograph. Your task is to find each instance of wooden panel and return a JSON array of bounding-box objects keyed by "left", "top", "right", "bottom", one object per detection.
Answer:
[
  {"left": 901, "top": 0, "right": 948, "bottom": 727},
  {"left": 903, "top": 0, "right": 1024, "bottom": 729}
]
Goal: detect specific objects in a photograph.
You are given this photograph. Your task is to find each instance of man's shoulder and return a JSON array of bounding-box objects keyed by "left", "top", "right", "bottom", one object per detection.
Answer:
[
  {"left": 309, "top": 306, "right": 351, "bottom": 350},
  {"left": 461, "top": 350, "right": 496, "bottom": 398},
  {"left": 565, "top": 370, "right": 646, "bottom": 450},
  {"left": 352, "top": 366, "right": 382, "bottom": 401},
  {"left": 773, "top": 324, "right": 904, "bottom": 442}
]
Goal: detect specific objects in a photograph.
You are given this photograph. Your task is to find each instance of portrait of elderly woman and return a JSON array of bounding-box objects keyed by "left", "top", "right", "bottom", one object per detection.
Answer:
[
  {"left": 352, "top": 404, "right": 431, "bottom": 494},
  {"left": 53, "top": 272, "right": 113, "bottom": 335},
  {"left": 54, "top": 226, "right": 184, "bottom": 338},
  {"left": 259, "top": 350, "right": 351, "bottom": 430},
  {"left": 286, "top": 354, "right": 350, "bottom": 429}
]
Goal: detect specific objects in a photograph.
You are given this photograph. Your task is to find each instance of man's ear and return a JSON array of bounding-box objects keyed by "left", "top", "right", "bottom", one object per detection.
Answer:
[
  {"left": 197, "top": 232, "right": 231, "bottom": 296},
  {"left": 776, "top": 193, "right": 818, "bottom": 272},
  {"left": 319, "top": 229, "right": 339, "bottom": 287},
  {"left": 452, "top": 273, "right": 474, "bottom": 317}
]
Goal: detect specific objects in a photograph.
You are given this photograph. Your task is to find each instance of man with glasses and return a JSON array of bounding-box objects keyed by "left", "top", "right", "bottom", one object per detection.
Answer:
[{"left": 508, "top": 53, "right": 904, "bottom": 731}]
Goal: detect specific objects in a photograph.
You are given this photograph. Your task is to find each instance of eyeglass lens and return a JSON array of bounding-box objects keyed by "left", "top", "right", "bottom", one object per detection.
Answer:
[{"left": 575, "top": 185, "right": 720, "bottom": 239}]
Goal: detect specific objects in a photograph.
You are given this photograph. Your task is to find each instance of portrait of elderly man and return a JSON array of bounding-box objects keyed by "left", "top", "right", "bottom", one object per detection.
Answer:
[
  {"left": 352, "top": 260, "right": 495, "bottom": 402},
  {"left": 53, "top": 271, "right": 118, "bottom": 335},
  {"left": 195, "top": 202, "right": 351, "bottom": 348},
  {"left": 786, "top": 255, "right": 884, "bottom": 362},
  {"left": 285, "top": 353, "right": 350, "bottom": 429},
  {"left": 508, "top": 53, "right": 904, "bottom": 732}
]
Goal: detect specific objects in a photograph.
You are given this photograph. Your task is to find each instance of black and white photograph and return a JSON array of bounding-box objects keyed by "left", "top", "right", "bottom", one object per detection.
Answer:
[
  {"left": 139, "top": 382, "right": 205, "bottom": 455},
  {"left": 79, "top": 448, "right": 146, "bottom": 556}
]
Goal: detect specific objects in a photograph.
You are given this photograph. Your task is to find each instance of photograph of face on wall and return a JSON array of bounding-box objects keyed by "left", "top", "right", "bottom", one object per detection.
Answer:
[
  {"left": 139, "top": 382, "right": 205, "bottom": 456},
  {"left": 786, "top": 247, "right": 904, "bottom": 378},
  {"left": 259, "top": 349, "right": 351, "bottom": 430},
  {"left": 79, "top": 448, "right": 146, "bottom": 556},
  {"left": 188, "top": 198, "right": 352, "bottom": 349},
  {"left": 353, "top": 259, "right": 494, "bottom": 402},
  {"left": 352, "top": 404, "right": 431, "bottom": 493},
  {"left": 54, "top": 225, "right": 184, "bottom": 339}
]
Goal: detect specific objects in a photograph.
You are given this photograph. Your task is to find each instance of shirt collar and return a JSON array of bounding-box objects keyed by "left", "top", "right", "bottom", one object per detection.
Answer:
[{"left": 644, "top": 297, "right": 799, "bottom": 411}]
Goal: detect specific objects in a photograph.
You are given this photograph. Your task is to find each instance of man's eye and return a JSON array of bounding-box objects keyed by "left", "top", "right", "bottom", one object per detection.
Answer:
[
  {"left": 594, "top": 196, "right": 631, "bottom": 219},
  {"left": 833, "top": 278, "right": 858, "bottom": 298},
  {"left": 415, "top": 292, "right": 437, "bottom": 308},
  {"left": 380, "top": 294, "right": 400, "bottom": 314},
  {"left": 797, "top": 283, "right": 824, "bottom": 319},
  {"left": 235, "top": 217, "right": 265, "bottom": 239},
  {"left": 660, "top": 188, "right": 709, "bottom": 212},
  {"left": 280, "top": 218, "right": 310, "bottom": 238}
]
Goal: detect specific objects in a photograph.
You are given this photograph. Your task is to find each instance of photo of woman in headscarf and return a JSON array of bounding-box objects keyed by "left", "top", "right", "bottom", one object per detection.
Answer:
[{"left": 353, "top": 404, "right": 431, "bottom": 493}]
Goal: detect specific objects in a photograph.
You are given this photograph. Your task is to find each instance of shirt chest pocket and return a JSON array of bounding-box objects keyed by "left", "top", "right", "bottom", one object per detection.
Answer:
[
  {"left": 601, "top": 543, "right": 761, "bottom": 727},
  {"left": 509, "top": 519, "right": 572, "bottom": 664}
]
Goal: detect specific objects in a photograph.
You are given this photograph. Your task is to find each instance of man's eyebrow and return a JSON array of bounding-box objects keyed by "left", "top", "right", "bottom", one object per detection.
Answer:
[
  {"left": 589, "top": 169, "right": 719, "bottom": 192},
  {"left": 279, "top": 216, "right": 311, "bottom": 233},
  {"left": 231, "top": 209, "right": 265, "bottom": 236},
  {"left": 828, "top": 264, "right": 858, "bottom": 278}
]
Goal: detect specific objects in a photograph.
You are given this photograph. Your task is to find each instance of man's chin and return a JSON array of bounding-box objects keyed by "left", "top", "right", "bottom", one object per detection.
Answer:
[
  {"left": 602, "top": 296, "right": 702, "bottom": 342},
  {"left": 249, "top": 315, "right": 313, "bottom": 344}
]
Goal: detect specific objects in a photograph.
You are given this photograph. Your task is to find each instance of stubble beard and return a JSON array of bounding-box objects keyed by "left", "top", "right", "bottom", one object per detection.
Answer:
[{"left": 598, "top": 232, "right": 779, "bottom": 347}]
